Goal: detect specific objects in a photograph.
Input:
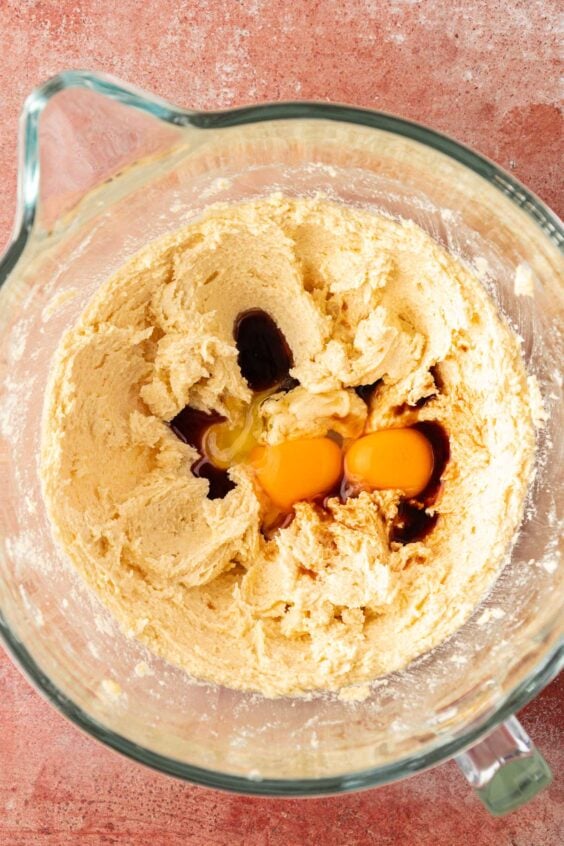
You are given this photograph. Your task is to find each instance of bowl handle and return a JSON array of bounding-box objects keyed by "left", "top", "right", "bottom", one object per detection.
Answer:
[
  {"left": 14, "top": 71, "right": 187, "bottom": 238},
  {"left": 455, "top": 715, "right": 552, "bottom": 816}
]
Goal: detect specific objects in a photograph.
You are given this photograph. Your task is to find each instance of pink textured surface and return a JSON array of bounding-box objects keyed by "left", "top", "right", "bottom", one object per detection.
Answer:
[{"left": 0, "top": 1, "right": 562, "bottom": 844}]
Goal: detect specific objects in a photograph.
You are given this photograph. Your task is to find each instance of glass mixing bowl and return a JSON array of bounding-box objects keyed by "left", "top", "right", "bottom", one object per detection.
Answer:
[{"left": 0, "top": 71, "right": 562, "bottom": 814}]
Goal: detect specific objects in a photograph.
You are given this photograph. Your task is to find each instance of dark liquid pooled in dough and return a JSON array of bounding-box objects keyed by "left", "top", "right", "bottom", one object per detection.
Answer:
[
  {"left": 412, "top": 420, "right": 450, "bottom": 506},
  {"left": 354, "top": 379, "right": 383, "bottom": 405},
  {"left": 390, "top": 502, "right": 439, "bottom": 545},
  {"left": 234, "top": 309, "right": 294, "bottom": 392},
  {"left": 390, "top": 420, "right": 450, "bottom": 544},
  {"left": 169, "top": 406, "right": 235, "bottom": 500}
]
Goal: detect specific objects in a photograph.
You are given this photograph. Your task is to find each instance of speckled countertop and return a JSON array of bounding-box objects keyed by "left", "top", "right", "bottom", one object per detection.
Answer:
[{"left": 0, "top": 2, "right": 562, "bottom": 844}]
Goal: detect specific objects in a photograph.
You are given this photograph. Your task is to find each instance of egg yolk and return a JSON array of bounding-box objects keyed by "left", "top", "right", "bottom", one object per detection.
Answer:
[
  {"left": 250, "top": 437, "right": 342, "bottom": 510},
  {"left": 344, "top": 427, "right": 434, "bottom": 498}
]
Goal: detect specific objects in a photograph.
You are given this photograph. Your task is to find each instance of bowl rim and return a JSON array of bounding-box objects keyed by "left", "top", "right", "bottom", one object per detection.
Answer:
[{"left": 0, "top": 69, "right": 562, "bottom": 796}]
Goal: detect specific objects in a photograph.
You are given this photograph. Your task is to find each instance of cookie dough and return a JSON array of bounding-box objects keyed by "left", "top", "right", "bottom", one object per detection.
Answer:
[{"left": 41, "top": 197, "right": 536, "bottom": 696}]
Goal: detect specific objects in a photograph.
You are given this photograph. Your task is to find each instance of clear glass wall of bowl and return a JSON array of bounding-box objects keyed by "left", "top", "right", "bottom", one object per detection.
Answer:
[{"left": 0, "top": 76, "right": 561, "bottom": 794}]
